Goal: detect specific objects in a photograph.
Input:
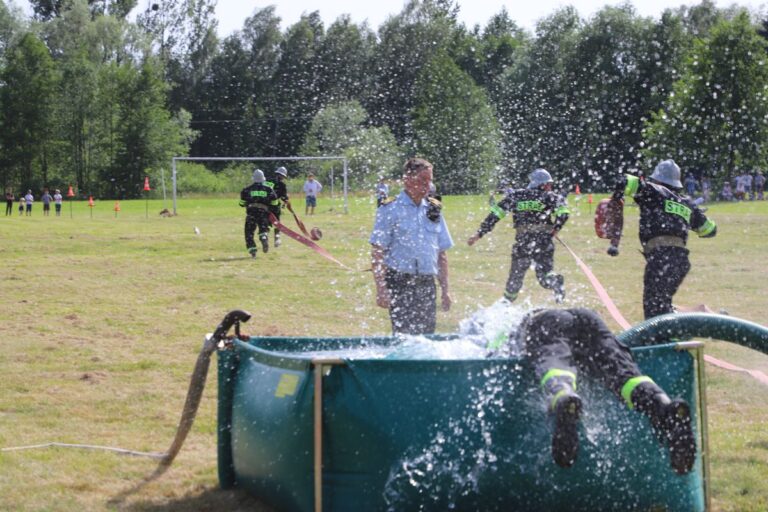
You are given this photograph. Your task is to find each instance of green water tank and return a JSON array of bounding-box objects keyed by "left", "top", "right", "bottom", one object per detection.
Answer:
[{"left": 217, "top": 335, "right": 704, "bottom": 512}]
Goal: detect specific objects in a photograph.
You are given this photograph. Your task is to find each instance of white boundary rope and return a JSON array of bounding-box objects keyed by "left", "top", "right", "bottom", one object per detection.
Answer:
[{"left": 1, "top": 442, "right": 164, "bottom": 459}]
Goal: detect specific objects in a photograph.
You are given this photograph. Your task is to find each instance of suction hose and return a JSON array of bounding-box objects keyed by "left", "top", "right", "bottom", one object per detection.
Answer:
[
  {"left": 160, "top": 309, "right": 251, "bottom": 468},
  {"left": 617, "top": 312, "right": 768, "bottom": 354}
]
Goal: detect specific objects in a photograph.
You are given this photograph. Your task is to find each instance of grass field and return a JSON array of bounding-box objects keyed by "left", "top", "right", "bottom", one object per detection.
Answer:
[{"left": 1, "top": 193, "right": 767, "bottom": 511}]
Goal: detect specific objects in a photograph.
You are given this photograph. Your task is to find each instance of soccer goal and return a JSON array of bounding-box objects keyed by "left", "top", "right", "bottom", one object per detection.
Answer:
[{"left": 169, "top": 156, "right": 349, "bottom": 215}]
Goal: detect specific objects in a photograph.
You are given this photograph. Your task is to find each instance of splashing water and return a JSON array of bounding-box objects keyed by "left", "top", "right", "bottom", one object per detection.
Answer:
[{"left": 382, "top": 365, "right": 511, "bottom": 511}]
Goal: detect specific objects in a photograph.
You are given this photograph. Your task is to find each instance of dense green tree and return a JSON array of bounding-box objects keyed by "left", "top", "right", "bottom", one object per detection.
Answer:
[
  {"left": 299, "top": 100, "right": 403, "bottom": 186},
  {"left": 412, "top": 51, "right": 502, "bottom": 194},
  {"left": 315, "top": 16, "right": 376, "bottom": 105},
  {"left": 643, "top": 11, "right": 768, "bottom": 183},
  {"left": 0, "top": 1, "right": 23, "bottom": 66},
  {"left": 367, "top": 0, "right": 460, "bottom": 144},
  {"left": 268, "top": 12, "right": 324, "bottom": 155},
  {"left": 0, "top": 32, "right": 58, "bottom": 189},
  {"left": 106, "top": 59, "right": 193, "bottom": 198},
  {"left": 29, "top": 0, "right": 136, "bottom": 21},
  {"left": 494, "top": 7, "right": 582, "bottom": 186},
  {"left": 565, "top": 6, "right": 659, "bottom": 184}
]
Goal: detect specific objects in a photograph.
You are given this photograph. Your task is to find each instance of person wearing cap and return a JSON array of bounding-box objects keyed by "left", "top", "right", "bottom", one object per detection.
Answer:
[
  {"left": 303, "top": 173, "right": 323, "bottom": 215},
  {"left": 467, "top": 168, "right": 570, "bottom": 303},
  {"left": 265, "top": 166, "right": 291, "bottom": 247},
  {"left": 605, "top": 159, "right": 717, "bottom": 319},
  {"left": 370, "top": 157, "right": 453, "bottom": 335},
  {"left": 239, "top": 169, "right": 277, "bottom": 258},
  {"left": 491, "top": 307, "right": 696, "bottom": 474}
]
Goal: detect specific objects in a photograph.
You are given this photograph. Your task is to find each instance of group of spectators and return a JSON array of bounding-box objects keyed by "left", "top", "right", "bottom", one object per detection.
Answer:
[
  {"left": 682, "top": 171, "right": 766, "bottom": 203},
  {"left": 4, "top": 188, "right": 63, "bottom": 217}
]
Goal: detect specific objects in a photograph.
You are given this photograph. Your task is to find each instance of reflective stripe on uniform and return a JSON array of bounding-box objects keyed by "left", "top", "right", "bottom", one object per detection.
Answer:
[
  {"left": 621, "top": 375, "right": 654, "bottom": 409},
  {"left": 664, "top": 199, "right": 692, "bottom": 223},
  {"left": 642, "top": 235, "right": 685, "bottom": 253},
  {"left": 516, "top": 200, "right": 545, "bottom": 212},
  {"left": 540, "top": 368, "right": 577, "bottom": 390},
  {"left": 625, "top": 175, "right": 640, "bottom": 197},
  {"left": 550, "top": 388, "right": 574, "bottom": 410},
  {"left": 695, "top": 219, "right": 716, "bottom": 237},
  {"left": 555, "top": 205, "right": 570, "bottom": 216},
  {"left": 490, "top": 204, "right": 506, "bottom": 219}
]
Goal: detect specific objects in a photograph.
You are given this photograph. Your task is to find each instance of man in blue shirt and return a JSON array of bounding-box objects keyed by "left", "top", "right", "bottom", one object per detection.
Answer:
[{"left": 370, "top": 158, "right": 453, "bottom": 334}]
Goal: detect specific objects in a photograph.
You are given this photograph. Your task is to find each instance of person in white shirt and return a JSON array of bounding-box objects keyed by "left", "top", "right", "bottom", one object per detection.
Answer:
[
  {"left": 53, "top": 189, "right": 63, "bottom": 216},
  {"left": 303, "top": 173, "right": 323, "bottom": 215}
]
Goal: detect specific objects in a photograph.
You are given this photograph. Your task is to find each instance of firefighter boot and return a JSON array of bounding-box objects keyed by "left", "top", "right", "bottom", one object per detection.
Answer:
[
  {"left": 260, "top": 234, "right": 269, "bottom": 254},
  {"left": 548, "top": 273, "right": 565, "bottom": 304},
  {"left": 631, "top": 382, "right": 696, "bottom": 475},
  {"left": 248, "top": 247, "right": 257, "bottom": 259},
  {"left": 551, "top": 389, "right": 582, "bottom": 468}
]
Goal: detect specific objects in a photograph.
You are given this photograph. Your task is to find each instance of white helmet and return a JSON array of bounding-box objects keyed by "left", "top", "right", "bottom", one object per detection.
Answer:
[
  {"left": 252, "top": 169, "right": 265, "bottom": 183},
  {"left": 275, "top": 166, "right": 288, "bottom": 178},
  {"left": 527, "top": 168, "right": 553, "bottom": 189},
  {"left": 650, "top": 159, "right": 682, "bottom": 189}
]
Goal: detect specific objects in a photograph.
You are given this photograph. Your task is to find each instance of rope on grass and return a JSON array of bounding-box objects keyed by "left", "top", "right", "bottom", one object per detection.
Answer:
[{"left": 1, "top": 442, "right": 164, "bottom": 459}]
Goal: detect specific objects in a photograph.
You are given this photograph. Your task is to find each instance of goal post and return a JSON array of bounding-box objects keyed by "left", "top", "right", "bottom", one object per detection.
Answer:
[{"left": 170, "top": 156, "right": 349, "bottom": 215}]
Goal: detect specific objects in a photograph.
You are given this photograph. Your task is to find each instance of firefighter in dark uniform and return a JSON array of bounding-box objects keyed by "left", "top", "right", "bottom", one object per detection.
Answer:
[
  {"left": 468, "top": 168, "right": 570, "bottom": 303},
  {"left": 239, "top": 169, "right": 277, "bottom": 258},
  {"left": 508, "top": 307, "right": 696, "bottom": 474},
  {"left": 265, "top": 166, "right": 291, "bottom": 248},
  {"left": 606, "top": 159, "right": 717, "bottom": 319}
]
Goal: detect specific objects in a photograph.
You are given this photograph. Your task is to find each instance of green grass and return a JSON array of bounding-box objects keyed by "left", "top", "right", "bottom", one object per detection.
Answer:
[{"left": 1, "top": 194, "right": 767, "bottom": 511}]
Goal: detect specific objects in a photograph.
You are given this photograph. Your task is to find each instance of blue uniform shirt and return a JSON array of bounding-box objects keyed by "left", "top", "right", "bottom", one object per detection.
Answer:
[{"left": 369, "top": 191, "right": 454, "bottom": 275}]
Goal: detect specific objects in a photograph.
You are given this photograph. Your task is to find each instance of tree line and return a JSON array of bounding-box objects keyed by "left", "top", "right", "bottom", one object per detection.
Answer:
[{"left": 1, "top": 0, "right": 767, "bottom": 198}]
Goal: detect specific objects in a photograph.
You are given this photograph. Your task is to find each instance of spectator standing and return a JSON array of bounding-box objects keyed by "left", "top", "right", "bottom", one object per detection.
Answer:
[
  {"left": 53, "top": 189, "right": 63, "bottom": 216},
  {"left": 734, "top": 174, "right": 746, "bottom": 200},
  {"left": 4, "top": 189, "right": 13, "bottom": 216},
  {"left": 742, "top": 172, "right": 754, "bottom": 200},
  {"left": 41, "top": 188, "right": 53, "bottom": 216},
  {"left": 684, "top": 175, "right": 698, "bottom": 197},
  {"left": 754, "top": 172, "right": 765, "bottom": 200},
  {"left": 24, "top": 190, "right": 33, "bottom": 216},
  {"left": 370, "top": 157, "right": 453, "bottom": 335},
  {"left": 18, "top": 196, "right": 26, "bottom": 215},
  {"left": 701, "top": 177, "right": 712, "bottom": 203},
  {"left": 720, "top": 181, "right": 733, "bottom": 201},
  {"left": 375, "top": 176, "right": 389, "bottom": 207},
  {"left": 303, "top": 173, "right": 323, "bottom": 215}
]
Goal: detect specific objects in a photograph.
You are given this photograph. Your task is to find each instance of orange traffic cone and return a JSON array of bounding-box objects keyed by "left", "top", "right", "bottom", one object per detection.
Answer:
[
  {"left": 575, "top": 184, "right": 581, "bottom": 195},
  {"left": 114, "top": 201, "right": 120, "bottom": 217}
]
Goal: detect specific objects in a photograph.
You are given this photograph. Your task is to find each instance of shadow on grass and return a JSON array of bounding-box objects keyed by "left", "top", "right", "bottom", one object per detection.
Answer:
[{"left": 124, "top": 487, "right": 274, "bottom": 512}]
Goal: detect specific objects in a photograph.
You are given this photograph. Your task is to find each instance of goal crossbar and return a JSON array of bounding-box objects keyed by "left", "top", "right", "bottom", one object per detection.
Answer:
[{"left": 170, "top": 156, "right": 349, "bottom": 214}]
